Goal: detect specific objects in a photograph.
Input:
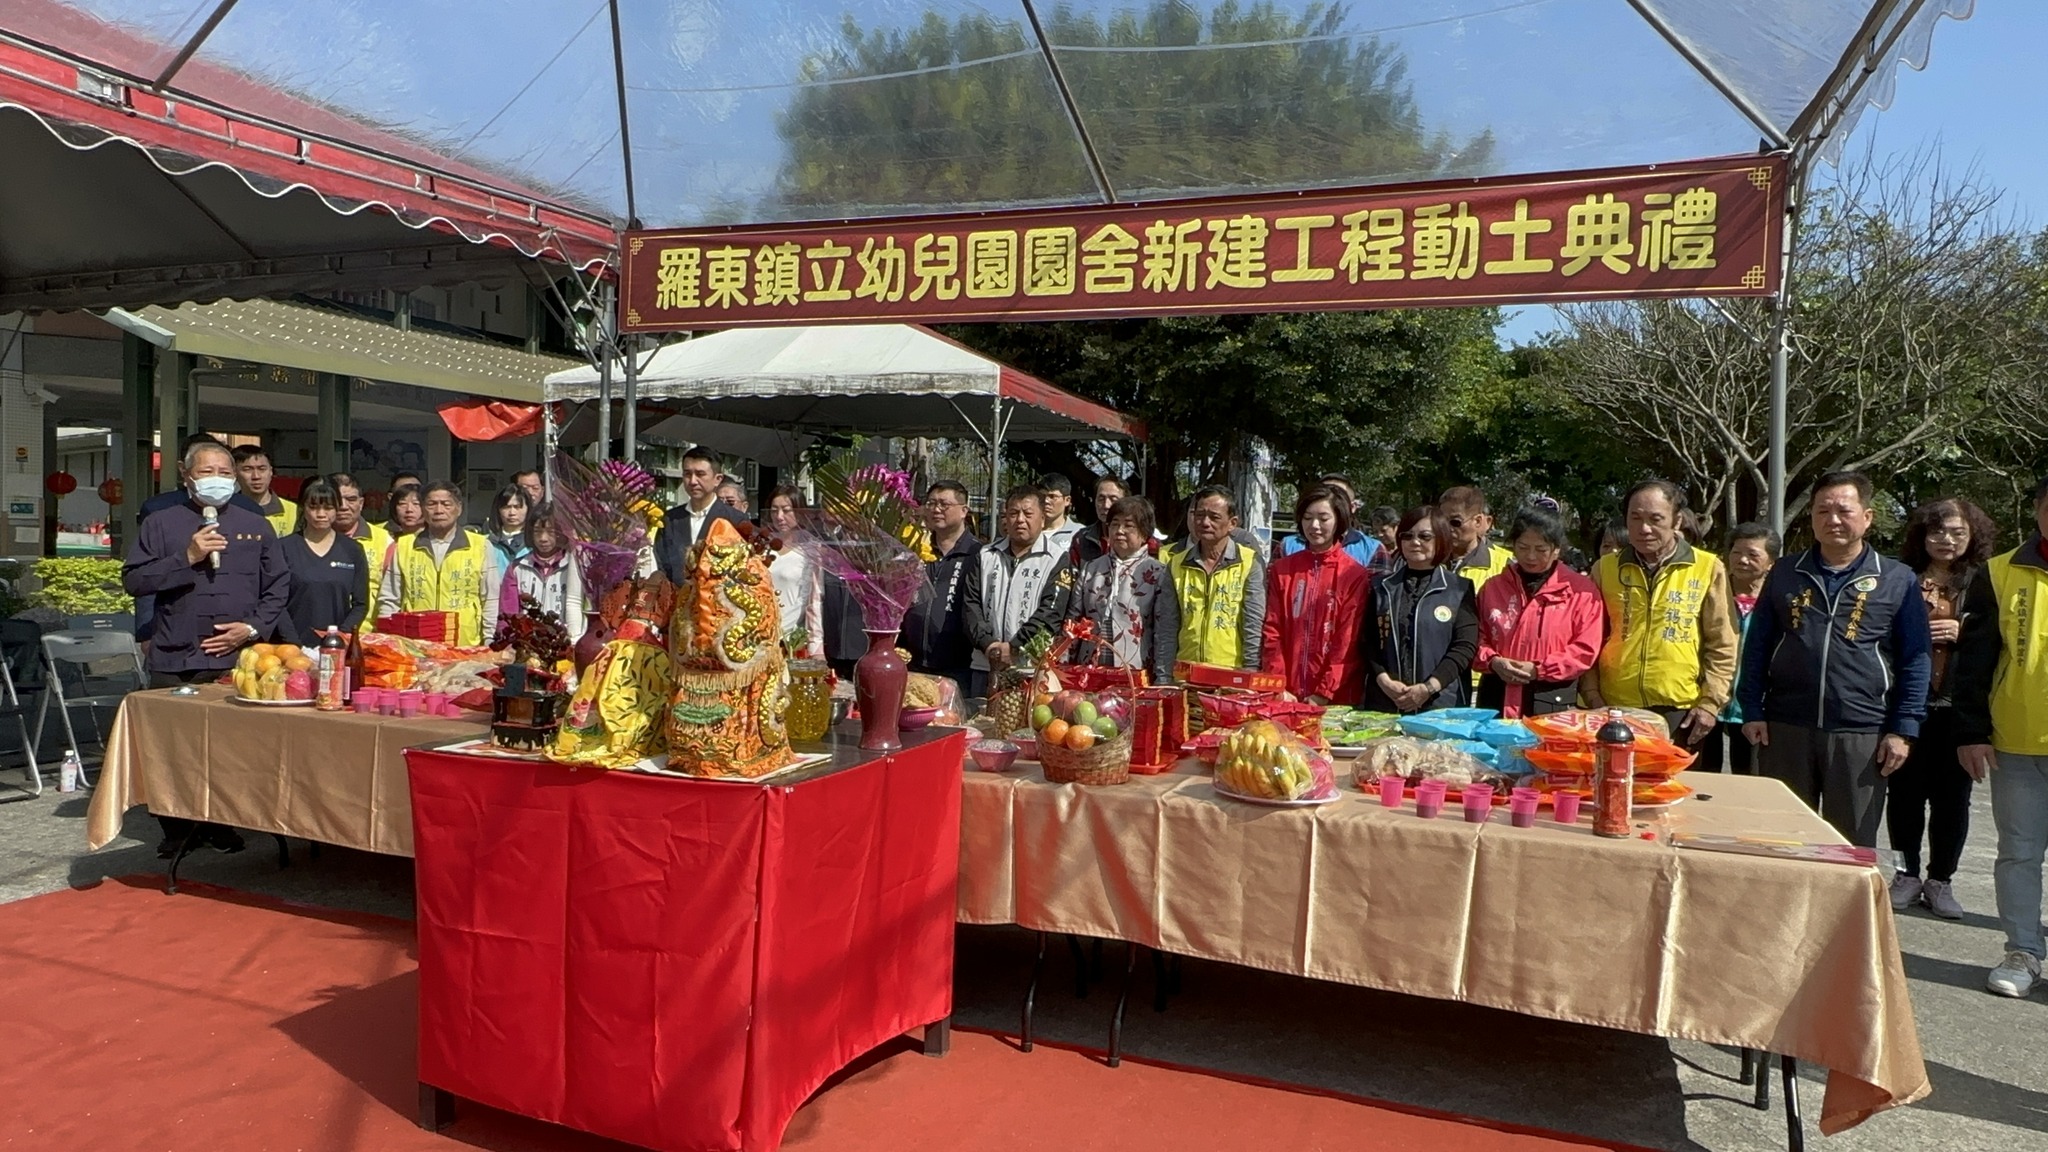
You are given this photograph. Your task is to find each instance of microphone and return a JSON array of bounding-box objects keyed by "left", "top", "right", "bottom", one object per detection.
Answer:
[{"left": 203, "top": 506, "right": 221, "bottom": 570}]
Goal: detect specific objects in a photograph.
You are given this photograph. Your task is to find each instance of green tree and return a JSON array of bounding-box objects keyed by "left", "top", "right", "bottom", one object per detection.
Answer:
[
  {"left": 945, "top": 308, "right": 1504, "bottom": 509},
  {"left": 775, "top": 1, "right": 1493, "bottom": 212}
]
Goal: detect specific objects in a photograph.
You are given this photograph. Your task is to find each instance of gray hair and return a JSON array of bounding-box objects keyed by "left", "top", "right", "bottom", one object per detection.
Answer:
[{"left": 182, "top": 440, "right": 233, "bottom": 472}]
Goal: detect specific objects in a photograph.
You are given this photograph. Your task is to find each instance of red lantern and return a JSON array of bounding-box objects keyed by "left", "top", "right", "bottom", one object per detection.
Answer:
[
  {"left": 44, "top": 471, "right": 76, "bottom": 496},
  {"left": 98, "top": 478, "right": 123, "bottom": 505}
]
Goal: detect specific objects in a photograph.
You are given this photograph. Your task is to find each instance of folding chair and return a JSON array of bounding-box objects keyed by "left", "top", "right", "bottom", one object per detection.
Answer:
[
  {"left": 33, "top": 630, "right": 146, "bottom": 779},
  {"left": 0, "top": 644, "right": 41, "bottom": 798},
  {"left": 66, "top": 612, "right": 136, "bottom": 634}
]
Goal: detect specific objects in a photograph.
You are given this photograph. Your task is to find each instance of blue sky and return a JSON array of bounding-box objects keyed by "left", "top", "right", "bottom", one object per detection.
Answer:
[{"left": 1497, "top": 2, "right": 2039, "bottom": 347}]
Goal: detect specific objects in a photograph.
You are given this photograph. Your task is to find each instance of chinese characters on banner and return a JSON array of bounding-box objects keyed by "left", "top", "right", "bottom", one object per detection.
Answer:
[{"left": 621, "top": 156, "right": 1785, "bottom": 331}]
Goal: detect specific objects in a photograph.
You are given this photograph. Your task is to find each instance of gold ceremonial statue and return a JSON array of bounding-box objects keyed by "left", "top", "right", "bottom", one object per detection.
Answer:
[{"left": 665, "top": 519, "right": 795, "bottom": 778}]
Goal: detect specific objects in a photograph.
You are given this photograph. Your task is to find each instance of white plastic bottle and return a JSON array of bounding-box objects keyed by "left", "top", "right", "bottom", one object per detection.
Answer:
[{"left": 58, "top": 749, "right": 82, "bottom": 793}]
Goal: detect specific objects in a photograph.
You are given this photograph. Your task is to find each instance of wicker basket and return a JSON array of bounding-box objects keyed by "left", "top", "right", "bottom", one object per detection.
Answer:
[{"left": 1039, "top": 727, "right": 1134, "bottom": 785}]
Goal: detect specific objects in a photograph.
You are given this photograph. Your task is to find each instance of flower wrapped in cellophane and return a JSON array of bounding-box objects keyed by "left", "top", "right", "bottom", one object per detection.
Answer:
[
  {"left": 797, "top": 457, "right": 929, "bottom": 634},
  {"left": 547, "top": 454, "right": 657, "bottom": 603}
]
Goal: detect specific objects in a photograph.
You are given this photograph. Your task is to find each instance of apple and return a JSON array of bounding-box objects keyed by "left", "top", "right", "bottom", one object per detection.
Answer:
[
  {"left": 1091, "top": 716, "right": 1119, "bottom": 740},
  {"left": 1072, "top": 699, "right": 1099, "bottom": 726},
  {"left": 1052, "top": 690, "right": 1086, "bottom": 721},
  {"left": 284, "top": 670, "right": 316, "bottom": 701},
  {"left": 1095, "top": 695, "right": 1132, "bottom": 727},
  {"left": 1030, "top": 703, "right": 1055, "bottom": 730}
]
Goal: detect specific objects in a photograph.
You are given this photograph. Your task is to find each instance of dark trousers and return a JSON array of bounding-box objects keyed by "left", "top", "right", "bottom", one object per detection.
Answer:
[
  {"left": 1760, "top": 724, "right": 1886, "bottom": 847},
  {"left": 1691, "top": 722, "right": 1757, "bottom": 775},
  {"left": 148, "top": 669, "right": 233, "bottom": 845},
  {"left": 1885, "top": 710, "right": 1973, "bottom": 881}
]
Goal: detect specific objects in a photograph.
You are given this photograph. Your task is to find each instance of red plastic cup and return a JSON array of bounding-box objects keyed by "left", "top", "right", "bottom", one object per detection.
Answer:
[
  {"left": 1553, "top": 791, "right": 1583, "bottom": 824},
  {"left": 1377, "top": 776, "right": 1406, "bottom": 808},
  {"left": 1509, "top": 792, "right": 1539, "bottom": 828},
  {"left": 1415, "top": 780, "right": 1447, "bottom": 819},
  {"left": 396, "top": 690, "right": 423, "bottom": 717},
  {"left": 1461, "top": 783, "right": 1495, "bottom": 823}
]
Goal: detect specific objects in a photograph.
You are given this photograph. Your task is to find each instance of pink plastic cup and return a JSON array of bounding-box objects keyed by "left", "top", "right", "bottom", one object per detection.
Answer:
[
  {"left": 1414, "top": 780, "right": 1447, "bottom": 819},
  {"left": 1553, "top": 791, "right": 1583, "bottom": 824},
  {"left": 1509, "top": 790, "right": 1539, "bottom": 828},
  {"left": 1377, "top": 776, "right": 1406, "bottom": 808},
  {"left": 422, "top": 692, "right": 448, "bottom": 714},
  {"left": 374, "top": 688, "right": 398, "bottom": 716},
  {"left": 1461, "top": 783, "right": 1495, "bottom": 823},
  {"left": 440, "top": 702, "right": 466, "bottom": 719},
  {"left": 352, "top": 690, "right": 378, "bottom": 715},
  {"left": 396, "top": 690, "right": 423, "bottom": 718}
]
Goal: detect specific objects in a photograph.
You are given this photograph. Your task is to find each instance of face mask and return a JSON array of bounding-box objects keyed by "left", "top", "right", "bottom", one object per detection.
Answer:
[{"left": 191, "top": 476, "right": 237, "bottom": 508}]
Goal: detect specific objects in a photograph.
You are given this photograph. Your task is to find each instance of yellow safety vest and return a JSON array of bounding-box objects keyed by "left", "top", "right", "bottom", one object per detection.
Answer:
[
  {"left": 1164, "top": 540, "right": 1259, "bottom": 669},
  {"left": 260, "top": 495, "right": 298, "bottom": 539},
  {"left": 352, "top": 521, "right": 392, "bottom": 634},
  {"left": 1982, "top": 545, "right": 2048, "bottom": 755},
  {"left": 393, "top": 527, "right": 488, "bottom": 645},
  {"left": 1590, "top": 543, "right": 1732, "bottom": 710}
]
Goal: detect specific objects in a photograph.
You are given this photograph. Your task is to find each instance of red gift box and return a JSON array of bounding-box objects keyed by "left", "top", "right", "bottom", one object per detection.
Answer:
[{"left": 1177, "top": 662, "right": 1285, "bottom": 692}]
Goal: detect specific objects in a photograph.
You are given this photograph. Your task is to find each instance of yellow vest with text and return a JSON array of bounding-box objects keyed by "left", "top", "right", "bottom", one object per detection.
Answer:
[
  {"left": 1591, "top": 545, "right": 1723, "bottom": 710},
  {"left": 261, "top": 496, "right": 298, "bottom": 540},
  {"left": 1982, "top": 547, "right": 2048, "bottom": 754},
  {"left": 1165, "top": 541, "right": 1257, "bottom": 669},
  {"left": 393, "top": 528, "right": 488, "bottom": 645},
  {"left": 354, "top": 521, "right": 392, "bottom": 634},
  {"left": 1456, "top": 541, "right": 1511, "bottom": 592}
]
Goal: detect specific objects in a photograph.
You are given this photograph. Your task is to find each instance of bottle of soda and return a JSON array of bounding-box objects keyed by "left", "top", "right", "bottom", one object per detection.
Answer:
[
  {"left": 1593, "top": 709, "right": 1635, "bottom": 838},
  {"left": 316, "top": 627, "right": 349, "bottom": 711}
]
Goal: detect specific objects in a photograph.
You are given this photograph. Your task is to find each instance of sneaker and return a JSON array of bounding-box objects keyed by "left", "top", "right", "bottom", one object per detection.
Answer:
[
  {"left": 1920, "top": 879, "right": 1965, "bottom": 920},
  {"left": 1888, "top": 872, "right": 1923, "bottom": 911},
  {"left": 1987, "top": 951, "right": 2041, "bottom": 998}
]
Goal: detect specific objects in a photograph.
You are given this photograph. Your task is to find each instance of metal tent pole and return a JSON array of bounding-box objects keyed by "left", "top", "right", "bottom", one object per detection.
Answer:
[
  {"left": 596, "top": 282, "right": 614, "bottom": 462},
  {"left": 987, "top": 397, "right": 1004, "bottom": 529},
  {"left": 1768, "top": 162, "right": 1804, "bottom": 535},
  {"left": 622, "top": 333, "right": 639, "bottom": 464}
]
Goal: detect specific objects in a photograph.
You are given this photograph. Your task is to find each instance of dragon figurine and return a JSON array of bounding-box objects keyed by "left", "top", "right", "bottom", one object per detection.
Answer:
[{"left": 665, "top": 518, "right": 796, "bottom": 778}]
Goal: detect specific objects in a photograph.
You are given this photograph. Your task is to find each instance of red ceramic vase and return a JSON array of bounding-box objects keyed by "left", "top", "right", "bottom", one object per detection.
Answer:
[{"left": 855, "top": 629, "right": 906, "bottom": 752}]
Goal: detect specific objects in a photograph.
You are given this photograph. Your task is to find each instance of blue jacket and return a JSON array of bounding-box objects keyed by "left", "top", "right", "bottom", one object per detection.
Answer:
[
  {"left": 1280, "top": 527, "right": 1382, "bottom": 569},
  {"left": 1737, "top": 546, "right": 1931, "bottom": 737}
]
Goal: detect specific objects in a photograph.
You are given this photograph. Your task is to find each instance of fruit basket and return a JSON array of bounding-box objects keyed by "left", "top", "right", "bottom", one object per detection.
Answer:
[{"left": 1039, "top": 725, "right": 1133, "bottom": 786}]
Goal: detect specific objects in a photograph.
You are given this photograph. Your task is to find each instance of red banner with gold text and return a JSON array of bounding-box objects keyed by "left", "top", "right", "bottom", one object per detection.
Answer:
[{"left": 621, "top": 155, "right": 1784, "bottom": 331}]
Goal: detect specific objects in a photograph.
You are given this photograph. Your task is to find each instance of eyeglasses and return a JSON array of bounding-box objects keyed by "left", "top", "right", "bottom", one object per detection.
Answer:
[
  {"left": 1398, "top": 531, "right": 1435, "bottom": 543},
  {"left": 1925, "top": 527, "right": 1971, "bottom": 541},
  {"left": 926, "top": 500, "right": 965, "bottom": 510}
]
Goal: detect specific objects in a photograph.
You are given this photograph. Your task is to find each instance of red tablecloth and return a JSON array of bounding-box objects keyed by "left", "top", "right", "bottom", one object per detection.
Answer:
[{"left": 406, "top": 729, "right": 965, "bottom": 1152}]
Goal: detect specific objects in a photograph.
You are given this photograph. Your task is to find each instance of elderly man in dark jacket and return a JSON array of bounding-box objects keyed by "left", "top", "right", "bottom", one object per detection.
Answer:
[
  {"left": 1740, "top": 472, "right": 1932, "bottom": 847},
  {"left": 123, "top": 440, "right": 290, "bottom": 856}
]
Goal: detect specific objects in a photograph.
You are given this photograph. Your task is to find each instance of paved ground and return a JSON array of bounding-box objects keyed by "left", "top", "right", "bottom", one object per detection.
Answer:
[{"left": 4, "top": 767, "right": 2044, "bottom": 1152}]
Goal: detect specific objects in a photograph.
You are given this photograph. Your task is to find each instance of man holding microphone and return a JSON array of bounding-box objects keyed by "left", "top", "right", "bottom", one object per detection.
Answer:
[{"left": 123, "top": 440, "right": 290, "bottom": 855}]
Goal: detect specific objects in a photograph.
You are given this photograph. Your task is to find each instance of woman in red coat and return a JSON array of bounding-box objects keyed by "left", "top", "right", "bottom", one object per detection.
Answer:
[
  {"left": 1262, "top": 486, "right": 1371, "bottom": 704},
  {"left": 1475, "top": 502, "right": 1604, "bottom": 718}
]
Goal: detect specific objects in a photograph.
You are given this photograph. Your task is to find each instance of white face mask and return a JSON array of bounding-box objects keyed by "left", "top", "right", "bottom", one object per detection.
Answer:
[{"left": 190, "top": 476, "right": 237, "bottom": 508}]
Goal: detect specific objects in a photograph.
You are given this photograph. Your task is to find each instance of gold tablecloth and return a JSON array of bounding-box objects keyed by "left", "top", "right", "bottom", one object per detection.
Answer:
[
  {"left": 85, "top": 686, "right": 486, "bottom": 856},
  {"left": 958, "top": 763, "right": 1928, "bottom": 1135}
]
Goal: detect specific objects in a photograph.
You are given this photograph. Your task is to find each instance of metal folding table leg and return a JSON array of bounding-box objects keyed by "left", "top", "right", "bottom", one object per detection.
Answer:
[
  {"left": 1754, "top": 1049, "right": 1771, "bottom": 1109},
  {"left": 1021, "top": 931, "right": 1048, "bottom": 1053},
  {"left": 1067, "top": 934, "right": 1091, "bottom": 998},
  {"left": 1107, "top": 941, "right": 1139, "bottom": 1068},
  {"left": 1781, "top": 1055, "right": 1804, "bottom": 1152},
  {"left": 164, "top": 826, "right": 203, "bottom": 895},
  {"left": 1739, "top": 1047, "right": 1756, "bottom": 1086}
]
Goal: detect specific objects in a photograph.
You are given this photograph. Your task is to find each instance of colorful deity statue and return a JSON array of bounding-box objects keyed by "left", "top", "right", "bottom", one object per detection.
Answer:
[
  {"left": 548, "top": 574, "right": 675, "bottom": 769},
  {"left": 665, "top": 519, "right": 795, "bottom": 777}
]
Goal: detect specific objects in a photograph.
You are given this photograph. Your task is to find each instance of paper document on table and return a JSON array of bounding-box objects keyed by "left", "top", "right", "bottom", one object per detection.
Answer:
[
  {"left": 622, "top": 752, "right": 834, "bottom": 782},
  {"left": 1672, "top": 832, "right": 1878, "bottom": 867}
]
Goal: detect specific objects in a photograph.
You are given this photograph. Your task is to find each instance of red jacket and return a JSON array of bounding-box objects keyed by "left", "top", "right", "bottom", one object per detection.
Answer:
[
  {"left": 1261, "top": 546, "right": 1371, "bottom": 704},
  {"left": 1475, "top": 564, "right": 1605, "bottom": 717}
]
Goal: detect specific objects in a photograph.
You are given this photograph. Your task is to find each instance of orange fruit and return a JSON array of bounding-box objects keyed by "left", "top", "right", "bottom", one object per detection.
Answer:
[
  {"left": 1041, "top": 718, "right": 1070, "bottom": 746},
  {"left": 1064, "top": 725, "right": 1097, "bottom": 751},
  {"left": 256, "top": 654, "right": 283, "bottom": 673},
  {"left": 284, "top": 655, "right": 315, "bottom": 672},
  {"left": 1033, "top": 691, "right": 1055, "bottom": 708}
]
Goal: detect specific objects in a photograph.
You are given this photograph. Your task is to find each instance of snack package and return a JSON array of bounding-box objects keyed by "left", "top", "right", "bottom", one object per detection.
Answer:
[
  {"left": 1519, "top": 708, "right": 1697, "bottom": 779},
  {"left": 1214, "top": 719, "right": 1337, "bottom": 801},
  {"left": 1397, "top": 714, "right": 1481, "bottom": 742},
  {"left": 1353, "top": 735, "right": 1493, "bottom": 787},
  {"left": 905, "top": 672, "right": 963, "bottom": 724}
]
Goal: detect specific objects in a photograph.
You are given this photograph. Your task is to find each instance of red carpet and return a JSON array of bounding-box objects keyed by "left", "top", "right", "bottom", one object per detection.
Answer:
[{"left": 2, "top": 878, "right": 1643, "bottom": 1152}]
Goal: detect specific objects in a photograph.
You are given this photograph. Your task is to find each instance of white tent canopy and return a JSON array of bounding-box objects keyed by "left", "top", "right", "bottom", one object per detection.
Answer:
[{"left": 544, "top": 325, "right": 1141, "bottom": 443}]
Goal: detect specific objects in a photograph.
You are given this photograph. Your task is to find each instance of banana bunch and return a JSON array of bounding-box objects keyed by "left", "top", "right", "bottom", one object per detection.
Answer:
[
  {"left": 232, "top": 666, "right": 290, "bottom": 701},
  {"left": 1216, "top": 721, "right": 1314, "bottom": 800}
]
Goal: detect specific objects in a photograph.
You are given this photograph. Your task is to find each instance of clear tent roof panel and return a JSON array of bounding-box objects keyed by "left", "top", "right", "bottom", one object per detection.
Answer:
[{"left": 24, "top": 0, "right": 1969, "bottom": 231}]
